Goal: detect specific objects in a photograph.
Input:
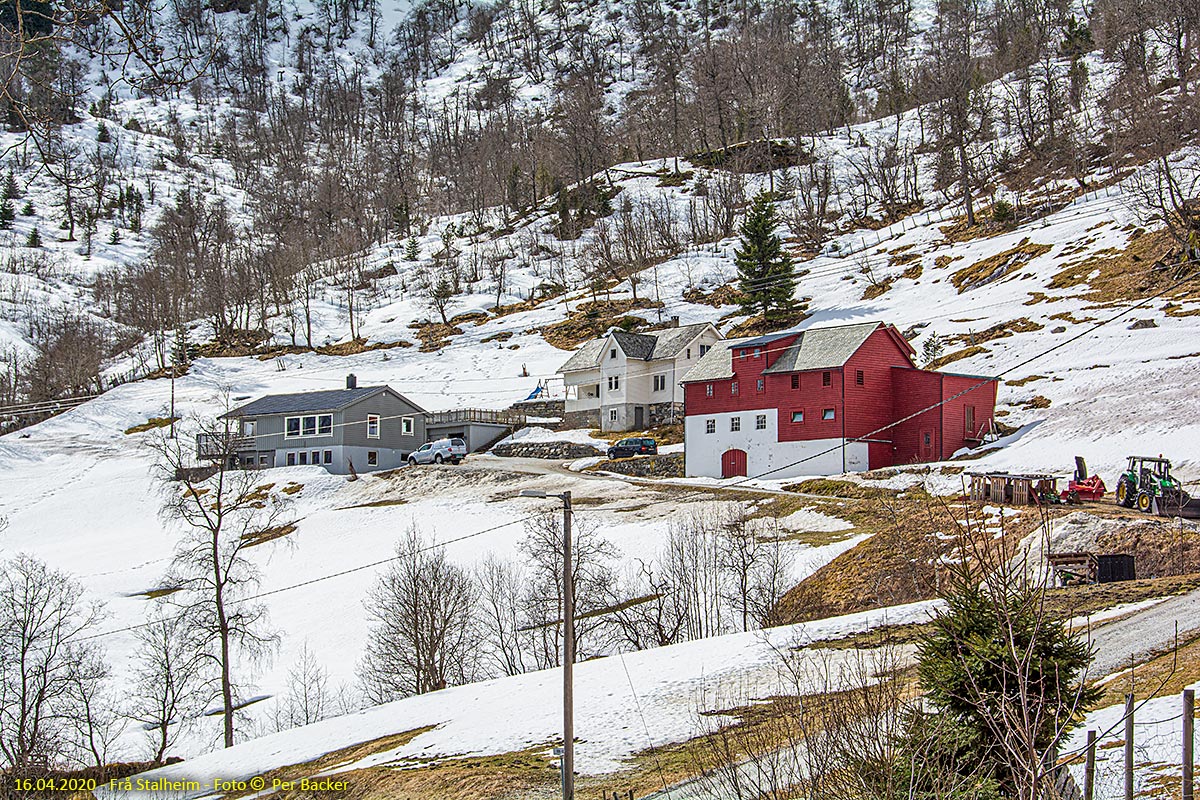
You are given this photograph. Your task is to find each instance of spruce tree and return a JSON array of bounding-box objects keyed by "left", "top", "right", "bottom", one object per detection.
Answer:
[
  {"left": 734, "top": 194, "right": 796, "bottom": 323},
  {"left": 108, "top": 228, "right": 122, "bottom": 245},
  {"left": 2, "top": 170, "right": 19, "bottom": 201},
  {"left": 25, "top": 226, "right": 42, "bottom": 248},
  {"left": 20, "top": 200, "right": 34, "bottom": 216},
  {"left": 0, "top": 199, "right": 14, "bottom": 229},
  {"left": 404, "top": 236, "right": 420, "bottom": 261}
]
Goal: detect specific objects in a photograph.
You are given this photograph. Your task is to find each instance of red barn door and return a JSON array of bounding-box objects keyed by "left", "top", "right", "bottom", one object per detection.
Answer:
[{"left": 722, "top": 448, "right": 748, "bottom": 478}]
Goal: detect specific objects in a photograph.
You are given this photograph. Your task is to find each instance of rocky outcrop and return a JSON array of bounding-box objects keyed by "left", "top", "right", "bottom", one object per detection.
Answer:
[
  {"left": 590, "top": 453, "right": 684, "bottom": 478},
  {"left": 491, "top": 441, "right": 604, "bottom": 459}
]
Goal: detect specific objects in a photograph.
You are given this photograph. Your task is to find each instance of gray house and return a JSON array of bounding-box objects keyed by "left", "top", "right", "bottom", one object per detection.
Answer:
[{"left": 198, "top": 375, "right": 427, "bottom": 475}]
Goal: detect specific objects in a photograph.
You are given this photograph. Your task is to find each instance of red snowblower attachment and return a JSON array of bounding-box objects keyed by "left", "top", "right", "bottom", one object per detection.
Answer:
[{"left": 1061, "top": 456, "right": 1106, "bottom": 503}]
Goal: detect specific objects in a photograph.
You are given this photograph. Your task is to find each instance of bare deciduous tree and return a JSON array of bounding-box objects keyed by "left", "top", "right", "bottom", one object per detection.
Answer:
[{"left": 129, "top": 611, "right": 212, "bottom": 762}]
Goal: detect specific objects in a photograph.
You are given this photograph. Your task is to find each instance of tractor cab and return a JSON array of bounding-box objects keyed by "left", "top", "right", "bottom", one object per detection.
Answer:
[{"left": 1117, "top": 455, "right": 1187, "bottom": 513}]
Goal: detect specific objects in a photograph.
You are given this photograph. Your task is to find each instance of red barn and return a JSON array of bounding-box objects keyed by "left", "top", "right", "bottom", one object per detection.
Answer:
[{"left": 680, "top": 321, "right": 998, "bottom": 479}]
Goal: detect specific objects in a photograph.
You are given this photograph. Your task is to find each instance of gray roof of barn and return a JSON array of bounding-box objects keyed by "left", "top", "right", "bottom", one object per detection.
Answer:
[
  {"left": 222, "top": 386, "right": 391, "bottom": 418},
  {"left": 681, "top": 322, "right": 892, "bottom": 383},
  {"left": 680, "top": 337, "right": 756, "bottom": 382},
  {"left": 557, "top": 323, "right": 715, "bottom": 372},
  {"left": 762, "top": 322, "right": 885, "bottom": 374}
]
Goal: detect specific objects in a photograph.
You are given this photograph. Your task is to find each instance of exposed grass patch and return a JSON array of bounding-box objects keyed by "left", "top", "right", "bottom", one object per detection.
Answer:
[
  {"left": 725, "top": 307, "right": 811, "bottom": 338},
  {"left": 541, "top": 298, "right": 663, "bottom": 350},
  {"left": 1020, "top": 395, "right": 1051, "bottom": 409},
  {"left": 410, "top": 322, "right": 464, "bottom": 352},
  {"left": 683, "top": 283, "right": 743, "bottom": 308},
  {"left": 124, "top": 416, "right": 179, "bottom": 435},
  {"left": 1048, "top": 227, "right": 1197, "bottom": 304},
  {"left": 862, "top": 278, "right": 895, "bottom": 300},
  {"left": 130, "top": 586, "right": 185, "bottom": 599},
  {"left": 926, "top": 345, "right": 988, "bottom": 370},
  {"left": 1007, "top": 374, "right": 1047, "bottom": 387},
  {"left": 948, "top": 317, "right": 1043, "bottom": 346},
  {"left": 342, "top": 497, "right": 409, "bottom": 509},
  {"left": 1047, "top": 573, "right": 1200, "bottom": 622},
  {"left": 242, "top": 523, "right": 298, "bottom": 547},
  {"left": 950, "top": 239, "right": 1053, "bottom": 292},
  {"left": 784, "top": 478, "right": 892, "bottom": 500},
  {"left": 281, "top": 482, "right": 303, "bottom": 495},
  {"left": 901, "top": 263, "right": 923, "bottom": 281}
]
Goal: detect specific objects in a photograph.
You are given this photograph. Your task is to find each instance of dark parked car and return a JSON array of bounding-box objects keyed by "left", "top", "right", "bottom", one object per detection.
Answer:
[{"left": 607, "top": 437, "right": 658, "bottom": 459}]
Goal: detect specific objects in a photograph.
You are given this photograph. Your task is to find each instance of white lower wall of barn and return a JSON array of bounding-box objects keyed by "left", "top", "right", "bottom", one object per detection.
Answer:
[{"left": 683, "top": 409, "right": 869, "bottom": 479}]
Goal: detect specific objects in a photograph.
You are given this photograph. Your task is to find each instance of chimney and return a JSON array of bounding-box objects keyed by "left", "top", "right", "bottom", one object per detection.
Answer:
[
  {"left": 670, "top": 315, "right": 680, "bottom": 328},
  {"left": 346, "top": 373, "right": 357, "bottom": 390}
]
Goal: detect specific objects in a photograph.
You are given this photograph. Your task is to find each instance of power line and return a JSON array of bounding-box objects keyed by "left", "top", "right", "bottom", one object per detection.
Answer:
[{"left": 76, "top": 513, "right": 539, "bottom": 643}]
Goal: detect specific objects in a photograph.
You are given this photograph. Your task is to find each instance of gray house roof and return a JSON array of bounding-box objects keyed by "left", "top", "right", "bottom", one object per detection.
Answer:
[
  {"left": 681, "top": 322, "right": 904, "bottom": 383},
  {"left": 762, "top": 322, "right": 887, "bottom": 374},
  {"left": 558, "top": 323, "right": 716, "bottom": 373},
  {"left": 222, "top": 386, "right": 416, "bottom": 418}
]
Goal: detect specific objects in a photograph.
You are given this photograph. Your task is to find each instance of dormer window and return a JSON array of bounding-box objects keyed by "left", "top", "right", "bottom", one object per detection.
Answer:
[{"left": 610, "top": 348, "right": 617, "bottom": 359}]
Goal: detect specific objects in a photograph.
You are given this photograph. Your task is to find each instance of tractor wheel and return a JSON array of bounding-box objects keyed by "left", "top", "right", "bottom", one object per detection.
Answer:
[
  {"left": 1116, "top": 478, "right": 1135, "bottom": 508},
  {"left": 1136, "top": 491, "right": 1154, "bottom": 513}
]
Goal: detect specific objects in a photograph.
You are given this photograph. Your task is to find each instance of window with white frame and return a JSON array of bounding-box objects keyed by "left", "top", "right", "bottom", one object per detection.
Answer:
[
  {"left": 653, "top": 374, "right": 667, "bottom": 392},
  {"left": 753, "top": 347, "right": 762, "bottom": 358},
  {"left": 285, "top": 414, "right": 333, "bottom": 439},
  {"left": 607, "top": 375, "right": 620, "bottom": 391},
  {"left": 367, "top": 414, "right": 380, "bottom": 438},
  {"left": 700, "top": 344, "right": 711, "bottom": 356},
  {"left": 705, "top": 419, "right": 716, "bottom": 434},
  {"left": 756, "top": 414, "right": 767, "bottom": 430},
  {"left": 705, "top": 383, "right": 713, "bottom": 397},
  {"left": 367, "top": 451, "right": 378, "bottom": 466},
  {"left": 401, "top": 417, "right": 414, "bottom": 436},
  {"left": 609, "top": 409, "right": 618, "bottom": 422},
  {"left": 730, "top": 417, "right": 741, "bottom": 432},
  {"left": 823, "top": 408, "right": 836, "bottom": 420},
  {"left": 756, "top": 378, "right": 765, "bottom": 393},
  {"left": 791, "top": 410, "right": 804, "bottom": 423},
  {"left": 731, "top": 381, "right": 739, "bottom": 395}
]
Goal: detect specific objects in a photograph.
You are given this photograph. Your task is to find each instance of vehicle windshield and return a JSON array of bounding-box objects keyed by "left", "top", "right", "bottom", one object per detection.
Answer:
[{"left": 419, "top": 444, "right": 431, "bottom": 451}]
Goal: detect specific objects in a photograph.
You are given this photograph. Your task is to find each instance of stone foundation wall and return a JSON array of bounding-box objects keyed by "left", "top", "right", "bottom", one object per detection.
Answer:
[
  {"left": 490, "top": 441, "right": 604, "bottom": 459},
  {"left": 648, "top": 402, "right": 684, "bottom": 427},
  {"left": 561, "top": 408, "right": 600, "bottom": 430},
  {"left": 591, "top": 453, "right": 685, "bottom": 478},
  {"left": 511, "top": 398, "right": 566, "bottom": 419}
]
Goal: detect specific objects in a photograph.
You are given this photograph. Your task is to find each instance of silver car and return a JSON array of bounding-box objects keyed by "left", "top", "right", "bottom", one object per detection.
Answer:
[{"left": 408, "top": 437, "right": 467, "bottom": 466}]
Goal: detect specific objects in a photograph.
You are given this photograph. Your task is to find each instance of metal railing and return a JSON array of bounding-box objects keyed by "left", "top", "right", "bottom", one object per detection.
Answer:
[
  {"left": 196, "top": 432, "right": 256, "bottom": 459},
  {"left": 425, "top": 408, "right": 527, "bottom": 427}
]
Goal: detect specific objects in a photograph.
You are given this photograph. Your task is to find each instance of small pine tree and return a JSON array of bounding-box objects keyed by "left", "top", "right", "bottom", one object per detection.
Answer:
[
  {"left": 734, "top": 193, "right": 796, "bottom": 323},
  {"left": 922, "top": 332, "right": 946, "bottom": 366},
  {"left": 404, "top": 236, "right": 420, "bottom": 261},
  {"left": 26, "top": 226, "right": 42, "bottom": 248},
  {"left": 20, "top": 200, "right": 33, "bottom": 216},
  {"left": 0, "top": 199, "right": 14, "bottom": 229},
  {"left": 97, "top": 121, "right": 111, "bottom": 143},
  {"left": 2, "top": 170, "right": 20, "bottom": 201},
  {"left": 108, "top": 228, "right": 121, "bottom": 245}
]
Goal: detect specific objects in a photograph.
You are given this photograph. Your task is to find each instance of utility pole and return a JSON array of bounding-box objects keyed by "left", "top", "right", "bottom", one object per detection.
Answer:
[
  {"left": 1125, "top": 693, "right": 1135, "bottom": 800},
  {"left": 519, "top": 489, "right": 575, "bottom": 800},
  {"left": 1185, "top": 688, "right": 1195, "bottom": 800}
]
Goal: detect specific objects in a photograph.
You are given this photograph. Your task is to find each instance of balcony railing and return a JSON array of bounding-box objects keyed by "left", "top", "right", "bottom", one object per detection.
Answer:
[
  {"left": 196, "top": 432, "right": 256, "bottom": 459},
  {"left": 425, "top": 409, "right": 526, "bottom": 427}
]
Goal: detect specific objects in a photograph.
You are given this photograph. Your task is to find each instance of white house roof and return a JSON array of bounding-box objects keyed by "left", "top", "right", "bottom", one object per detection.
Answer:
[{"left": 557, "top": 323, "right": 716, "bottom": 373}]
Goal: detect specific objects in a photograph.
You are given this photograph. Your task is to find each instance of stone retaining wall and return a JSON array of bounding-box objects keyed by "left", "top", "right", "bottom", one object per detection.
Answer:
[
  {"left": 590, "top": 453, "right": 685, "bottom": 478},
  {"left": 490, "top": 441, "right": 604, "bottom": 460}
]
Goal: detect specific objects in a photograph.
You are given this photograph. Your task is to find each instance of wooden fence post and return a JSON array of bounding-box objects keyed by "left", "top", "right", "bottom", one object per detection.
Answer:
[
  {"left": 1084, "top": 729, "right": 1097, "bottom": 800},
  {"left": 1185, "top": 688, "right": 1195, "bottom": 800},
  {"left": 1125, "top": 693, "right": 1135, "bottom": 800}
]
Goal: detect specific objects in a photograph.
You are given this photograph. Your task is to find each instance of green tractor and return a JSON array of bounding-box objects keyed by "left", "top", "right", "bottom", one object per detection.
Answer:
[{"left": 1115, "top": 456, "right": 1191, "bottom": 514}]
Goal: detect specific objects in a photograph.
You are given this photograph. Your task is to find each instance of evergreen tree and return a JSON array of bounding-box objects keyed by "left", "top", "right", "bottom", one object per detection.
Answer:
[
  {"left": 734, "top": 194, "right": 796, "bottom": 322},
  {"left": 404, "top": 236, "right": 420, "bottom": 261},
  {"left": 108, "top": 227, "right": 121, "bottom": 245},
  {"left": 25, "top": 226, "right": 42, "bottom": 247},
  {"left": 20, "top": 200, "right": 34, "bottom": 216},
  {"left": 0, "top": 199, "right": 14, "bottom": 229},
  {"left": 2, "top": 170, "right": 20, "bottom": 201}
]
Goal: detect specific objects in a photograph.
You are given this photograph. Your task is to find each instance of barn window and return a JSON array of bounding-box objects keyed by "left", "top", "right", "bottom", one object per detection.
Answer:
[
  {"left": 791, "top": 411, "right": 804, "bottom": 423},
  {"left": 753, "top": 347, "right": 762, "bottom": 358},
  {"left": 965, "top": 405, "right": 976, "bottom": 435},
  {"left": 730, "top": 417, "right": 741, "bottom": 432},
  {"left": 756, "top": 414, "right": 767, "bottom": 430},
  {"left": 823, "top": 408, "right": 836, "bottom": 420},
  {"left": 822, "top": 371, "right": 831, "bottom": 386},
  {"left": 705, "top": 383, "right": 714, "bottom": 397},
  {"left": 705, "top": 419, "right": 716, "bottom": 434},
  {"left": 856, "top": 370, "right": 864, "bottom": 386},
  {"left": 756, "top": 378, "right": 765, "bottom": 393},
  {"left": 791, "top": 374, "right": 799, "bottom": 390}
]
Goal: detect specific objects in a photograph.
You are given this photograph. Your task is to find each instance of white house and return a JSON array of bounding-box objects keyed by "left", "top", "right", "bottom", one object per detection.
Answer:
[{"left": 557, "top": 322, "right": 722, "bottom": 432}]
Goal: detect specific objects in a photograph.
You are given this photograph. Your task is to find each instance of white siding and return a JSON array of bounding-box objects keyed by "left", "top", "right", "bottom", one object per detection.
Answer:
[{"left": 684, "top": 408, "right": 869, "bottom": 478}]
